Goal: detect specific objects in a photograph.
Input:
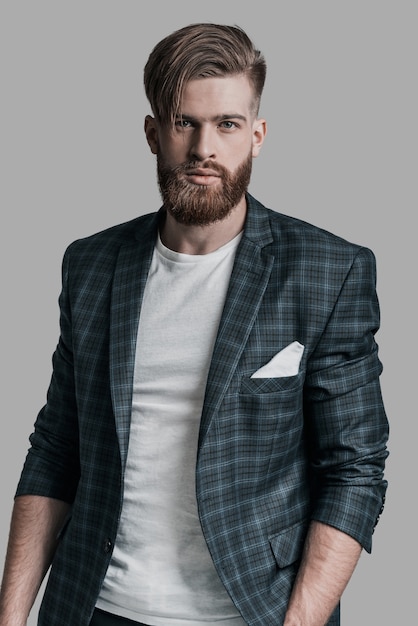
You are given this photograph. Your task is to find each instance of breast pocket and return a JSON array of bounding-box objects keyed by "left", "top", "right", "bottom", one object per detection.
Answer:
[
  {"left": 219, "top": 372, "right": 306, "bottom": 464},
  {"left": 237, "top": 372, "right": 305, "bottom": 436},
  {"left": 239, "top": 371, "right": 305, "bottom": 395}
]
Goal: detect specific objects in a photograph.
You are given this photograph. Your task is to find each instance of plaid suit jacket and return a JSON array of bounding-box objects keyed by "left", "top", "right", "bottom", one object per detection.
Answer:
[{"left": 16, "top": 194, "right": 388, "bottom": 625}]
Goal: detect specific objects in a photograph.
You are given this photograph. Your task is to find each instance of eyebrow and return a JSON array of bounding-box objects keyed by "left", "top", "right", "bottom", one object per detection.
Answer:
[{"left": 176, "top": 113, "right": 248, "bottom": 123}]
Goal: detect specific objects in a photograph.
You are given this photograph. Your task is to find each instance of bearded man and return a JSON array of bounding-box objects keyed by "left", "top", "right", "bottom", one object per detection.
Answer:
[{"left": 0, "top": 23, "right": 388, "bottom": 626}]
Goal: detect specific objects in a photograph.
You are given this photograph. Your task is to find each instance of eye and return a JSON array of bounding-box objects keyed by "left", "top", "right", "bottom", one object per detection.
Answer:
[
  {"left": 219, "top": 120, "right": 237, "bottom": 130},
  {"left": 175, "top": 119, "right": 193, "bottom": 129}
]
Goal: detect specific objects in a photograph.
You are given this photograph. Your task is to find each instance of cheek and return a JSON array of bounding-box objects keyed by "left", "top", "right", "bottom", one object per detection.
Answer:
[
  {"left": 158, "top": 137, "right": 190, "bottom": 166},
  {"left": 229, "top": 140, "right": 254, "bottom": 169}
]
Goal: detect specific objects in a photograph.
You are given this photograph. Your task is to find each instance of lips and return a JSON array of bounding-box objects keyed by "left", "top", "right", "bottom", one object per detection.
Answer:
[
  {"left": 186, "top": 168, "right": 220, "bottom": 177},
  {"left": 184, "top": 168, "right": 221, "bottom": 185}
]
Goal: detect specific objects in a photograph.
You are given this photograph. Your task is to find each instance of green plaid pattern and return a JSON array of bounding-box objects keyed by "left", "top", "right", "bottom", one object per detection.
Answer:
[{"left": 16, "top": 195, "right": 388, "bottom": 625}]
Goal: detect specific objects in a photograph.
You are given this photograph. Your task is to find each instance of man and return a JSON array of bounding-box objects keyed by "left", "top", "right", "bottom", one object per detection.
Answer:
[{"left": 0, "top": 23, "right": 388, "bottom": 626}]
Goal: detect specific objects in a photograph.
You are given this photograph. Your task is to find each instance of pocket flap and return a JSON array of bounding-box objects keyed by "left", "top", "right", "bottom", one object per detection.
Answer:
[{"left": 269, "top": 520, "right": 308, "bottom": 568}]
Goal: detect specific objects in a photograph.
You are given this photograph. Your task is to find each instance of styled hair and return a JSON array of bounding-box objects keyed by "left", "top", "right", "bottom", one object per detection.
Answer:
[{"left": 144, "top": 23, "right": 266, "bottom": 125}]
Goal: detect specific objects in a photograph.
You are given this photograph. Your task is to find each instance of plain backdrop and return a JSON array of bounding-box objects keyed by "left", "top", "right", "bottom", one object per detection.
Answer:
[{"left": 1, "top": 1, "right": 415, "bottom": 624}]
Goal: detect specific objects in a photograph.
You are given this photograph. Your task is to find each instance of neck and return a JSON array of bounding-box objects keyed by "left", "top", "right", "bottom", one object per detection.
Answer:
[{"left": 160, "top": 197, "right": 247, "bottom": 255}]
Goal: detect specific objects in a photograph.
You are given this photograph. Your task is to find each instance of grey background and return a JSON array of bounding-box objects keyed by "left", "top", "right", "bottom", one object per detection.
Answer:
[{"left": 1, "top": 1, "right": 415, "bottom": 623}]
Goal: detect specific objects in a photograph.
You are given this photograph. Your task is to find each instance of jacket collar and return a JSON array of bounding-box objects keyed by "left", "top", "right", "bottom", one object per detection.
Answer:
[{"left": 131, "top": 193, "right": 275, "bottom": 250}]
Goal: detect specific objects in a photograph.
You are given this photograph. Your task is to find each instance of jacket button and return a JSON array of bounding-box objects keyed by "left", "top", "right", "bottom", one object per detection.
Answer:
[{"left": 103, "top": 539, "right": 113, "bottom": 554}]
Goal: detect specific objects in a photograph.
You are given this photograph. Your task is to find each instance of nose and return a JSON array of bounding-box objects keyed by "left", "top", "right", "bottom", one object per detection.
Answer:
[{"left": 189, "top": 126, "right": 216, "bottom": 161}]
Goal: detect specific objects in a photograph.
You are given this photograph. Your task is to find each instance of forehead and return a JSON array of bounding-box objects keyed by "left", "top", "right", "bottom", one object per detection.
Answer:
[{"left": 179, "top": 75, "right": 255, "bottom": 119}]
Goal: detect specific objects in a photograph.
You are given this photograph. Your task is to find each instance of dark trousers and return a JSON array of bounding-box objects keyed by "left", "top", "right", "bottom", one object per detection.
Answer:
[{"left": 90, "top": 608, "right": 151, "bottom": 626}]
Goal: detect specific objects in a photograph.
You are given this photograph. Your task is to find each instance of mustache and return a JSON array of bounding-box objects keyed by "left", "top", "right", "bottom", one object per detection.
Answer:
[{"left": 167, "top": 160, "right": 229, "bottom": 177}]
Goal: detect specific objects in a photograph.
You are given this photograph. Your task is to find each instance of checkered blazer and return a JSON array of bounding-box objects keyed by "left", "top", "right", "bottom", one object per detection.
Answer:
[{"left": 16, "top": 194, "right": 388, "bottom": 625}]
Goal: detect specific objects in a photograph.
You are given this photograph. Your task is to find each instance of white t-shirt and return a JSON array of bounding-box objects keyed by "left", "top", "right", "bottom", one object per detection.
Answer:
[{"left": 97, "top": 232, "right": 246, "bottom": 626}]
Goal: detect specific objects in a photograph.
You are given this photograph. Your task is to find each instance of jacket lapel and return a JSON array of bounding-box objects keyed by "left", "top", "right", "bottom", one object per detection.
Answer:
[
  {"left": 109, "top": 212, "right": 159, "bottom": 472},
  {"left": 198, "top": 196, "right": 275, "bottom": 448}
]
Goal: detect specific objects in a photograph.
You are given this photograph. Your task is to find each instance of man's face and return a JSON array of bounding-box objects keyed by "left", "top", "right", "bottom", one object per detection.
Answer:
[{"left": 145, "top": 75, "right": 266, "bottom": 226}]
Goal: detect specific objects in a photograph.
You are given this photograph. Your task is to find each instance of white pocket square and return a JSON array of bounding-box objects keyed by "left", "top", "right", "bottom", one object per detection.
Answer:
[{"left": 251, "top": 341, "right": 305, "bottom": 378}]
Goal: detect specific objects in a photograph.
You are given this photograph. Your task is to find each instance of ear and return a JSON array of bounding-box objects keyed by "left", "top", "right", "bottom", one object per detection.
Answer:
[
  {"left": 251, "top": 118, "right": 267, "bottom": 158},
  {"left": 144, "top": 115, "right": 159, "bottom": 154}
]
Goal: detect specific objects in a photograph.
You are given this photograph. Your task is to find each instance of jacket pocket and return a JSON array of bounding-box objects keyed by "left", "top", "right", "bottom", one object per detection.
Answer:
[
  {"left": 239, "top": 371, "right": 304, "bottom": 395},
  {"left": 269, "top": 520, "right": 309, "bottom": 568}
]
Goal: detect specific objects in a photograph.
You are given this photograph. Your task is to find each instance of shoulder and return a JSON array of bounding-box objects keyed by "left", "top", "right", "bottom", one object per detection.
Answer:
[
  {"left": 246, "top": 194, "right": 375, "bottom": 267},
  {"left": 62, "top": 212, "right": 159, "bottom": 265},
  {"left": 68, "top": 212, "right": 158, "bottom": 251},
  {"left": 57, "top": 212, "right": 160, "bottom": 290}
]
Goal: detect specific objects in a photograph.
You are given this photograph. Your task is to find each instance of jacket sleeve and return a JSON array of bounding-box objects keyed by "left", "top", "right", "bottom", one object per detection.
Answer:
[
  {"left": 16, "top": 245, "right": 80, "bottom": 503},
  {"left": 304, "top": 246, "right": 389, "bottom": 553}
]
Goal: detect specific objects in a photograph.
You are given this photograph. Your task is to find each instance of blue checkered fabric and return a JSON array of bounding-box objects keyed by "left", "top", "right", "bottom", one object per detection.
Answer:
[{"left": 16, "top": 194, "right": 388, "bottom": 625}]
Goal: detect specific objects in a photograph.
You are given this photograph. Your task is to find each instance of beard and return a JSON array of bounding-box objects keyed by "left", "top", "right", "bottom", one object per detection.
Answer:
[{"left": 156, "top": 151, "right": 253, "bottom": 226}]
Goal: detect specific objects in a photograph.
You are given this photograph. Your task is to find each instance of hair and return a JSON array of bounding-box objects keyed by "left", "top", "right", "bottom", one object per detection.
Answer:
[{"left": 144, "top": 23, "right": 266, "bottom": 125}]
